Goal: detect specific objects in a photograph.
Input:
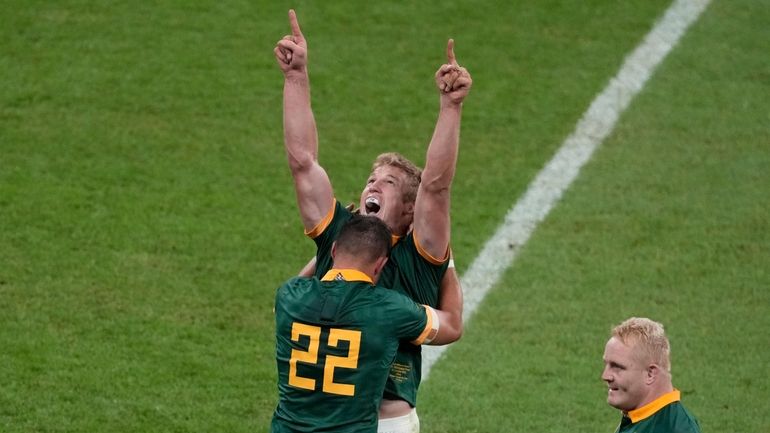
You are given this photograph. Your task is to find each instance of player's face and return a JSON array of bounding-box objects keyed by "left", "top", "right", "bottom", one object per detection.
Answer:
[
  {"left": 360, "top": 165, "right": 413, "bottom": 235},
  {"left": 601, "top": 337, "right": 649, "bottom": 412}
]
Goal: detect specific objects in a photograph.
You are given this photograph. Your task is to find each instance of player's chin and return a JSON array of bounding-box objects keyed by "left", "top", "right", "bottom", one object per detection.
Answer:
[
  {"left": 606, "top": 391, "right": 626, "bottom": 409},
  {"left": 372, "top": 212, "right": 387, "bottom": 223}
]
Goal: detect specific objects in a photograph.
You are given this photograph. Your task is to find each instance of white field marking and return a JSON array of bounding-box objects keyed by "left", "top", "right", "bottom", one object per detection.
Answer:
[{"left": 421, "top": 0, "right": 712, "bottom": 380}]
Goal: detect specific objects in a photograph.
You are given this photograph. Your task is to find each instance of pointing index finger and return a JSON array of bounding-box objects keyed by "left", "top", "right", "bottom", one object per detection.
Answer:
[
  {"left": 288, "top": 9, "right": 303, "bottom": 39},
  {"left": 446, "top": 39, "right": 458, "bottom": 66}
]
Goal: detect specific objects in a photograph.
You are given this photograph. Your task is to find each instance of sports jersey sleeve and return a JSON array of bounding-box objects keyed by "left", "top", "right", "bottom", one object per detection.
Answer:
[
  {"left": 382, "top": 291, "right": 438, "bottom": 345},
  {"left": 306, "top": 200, "right": 353, "bottom": 279},
  {"left": 388, "top": 232, "right": 449, "bottom": 307},
  {"left": 411, "top": 305, "right": 439, "bottom": 345}
]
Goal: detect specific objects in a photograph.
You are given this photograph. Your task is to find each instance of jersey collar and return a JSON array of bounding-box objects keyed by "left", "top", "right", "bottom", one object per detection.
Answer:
[
  {"left": 627, "top": 389, "right": 681, "bottom": 423},
  {"left": 321, "top": 268, "right": 373, "bottom": 284}
]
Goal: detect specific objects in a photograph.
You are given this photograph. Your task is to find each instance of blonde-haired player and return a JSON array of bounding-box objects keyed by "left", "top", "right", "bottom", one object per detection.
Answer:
[{"left": 602, "top": 317, "right": 702, "bottom": 433}]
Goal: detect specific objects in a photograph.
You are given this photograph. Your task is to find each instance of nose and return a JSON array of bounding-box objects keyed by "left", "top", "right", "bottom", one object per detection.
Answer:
[
  {"left": 601, "top": 365, "right": 612, "bottom": 383},
  {"left": 368, "top": 180, "right": 382, "bottom": 193}
]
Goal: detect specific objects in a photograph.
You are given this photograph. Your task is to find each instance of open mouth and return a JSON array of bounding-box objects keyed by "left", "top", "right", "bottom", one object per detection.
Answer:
[{"left": 365, "top": 197, "right": 381, "bottom": 214}]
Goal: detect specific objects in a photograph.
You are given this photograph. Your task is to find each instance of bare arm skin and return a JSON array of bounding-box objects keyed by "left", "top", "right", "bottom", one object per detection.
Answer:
[
  {"left": 412, "top": 39, "right": 472, "bottom": 261},
  {"left": 274, "top": 9, "right": 334, "bottom": 231},
  {"left": 298, "top": 256, "right": 316, "bottom": 277},
  {"left": 428, "top": 265, "right": 463, "bottom": 345}
]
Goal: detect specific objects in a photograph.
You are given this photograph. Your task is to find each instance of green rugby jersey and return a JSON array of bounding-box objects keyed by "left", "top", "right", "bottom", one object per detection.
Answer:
[
  {"left": 615, "top": 390, "right": 702, "bottom": 433},
  {"left": 271, "top": 269, "right": 435, "bottom": 433},
  {"left": 306, "top": 200, "right": 449, "bottom": 406}
]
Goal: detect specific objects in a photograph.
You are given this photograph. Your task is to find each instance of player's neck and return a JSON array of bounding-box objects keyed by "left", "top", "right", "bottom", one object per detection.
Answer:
[{"left": 331, "top": 257, "right": 377, "bottom": 281}]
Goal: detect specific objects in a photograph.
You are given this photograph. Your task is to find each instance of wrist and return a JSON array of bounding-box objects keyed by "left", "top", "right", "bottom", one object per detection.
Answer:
[
  {"left": 439, "top": 98, "right": 463, "bottom": 111},
  {"left": 284, "top": 69, "right": 309, "bottom": 83}
]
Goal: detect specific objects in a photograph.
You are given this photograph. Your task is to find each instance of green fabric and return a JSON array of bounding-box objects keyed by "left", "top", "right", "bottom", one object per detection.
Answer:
[
  {"left": 616, "top": 402, "right": 702, "bottom": 433},
  {"left": 311, "top": 201, "right": 448, "bottom": 406},
  {"left": 271, "top": 276, "right": 429, "bottom": 433}
]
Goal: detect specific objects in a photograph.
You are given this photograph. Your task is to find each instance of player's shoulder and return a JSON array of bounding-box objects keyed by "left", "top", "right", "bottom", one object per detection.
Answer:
[
  {"left": 287, "top": 275, "right": 317, "bottom": 286},
  {"left": 278, "top": 276, "right": 318, "bottom": 295},
  {"left": 333, "top": 200, "right": 355, "bottom": 220},
  {"left": 669, "top": 402, "right": 702, "bottom": 433},
  {"left": 373, "top": 283, "right": 421, "bottom": 308}
]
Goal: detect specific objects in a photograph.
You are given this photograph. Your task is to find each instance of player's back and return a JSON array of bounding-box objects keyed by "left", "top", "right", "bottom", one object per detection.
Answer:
[
  {"left": 310, "top": 202, "right": 449, "bottom": 407},
  {"left": 271, "top": 275, "right": 429, "bottom": 433}
]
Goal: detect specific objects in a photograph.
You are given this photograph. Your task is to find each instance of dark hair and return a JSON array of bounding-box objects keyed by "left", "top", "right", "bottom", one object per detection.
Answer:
[{"left": 336, "top": 215, "right": 392, "bottom": 263}]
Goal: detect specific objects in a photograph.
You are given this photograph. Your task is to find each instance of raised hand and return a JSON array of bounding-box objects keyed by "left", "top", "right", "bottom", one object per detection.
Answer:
[
  {"left": 435, "top": 39, "right": 472, "bottom": 105},
  {"left": 274, "top": 9, "right": 307, "bottom": 75}
]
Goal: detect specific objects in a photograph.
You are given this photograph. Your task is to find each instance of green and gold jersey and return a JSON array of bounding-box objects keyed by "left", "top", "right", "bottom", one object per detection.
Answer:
[
  {"left": 615, "top": 390, "right": 702, "bottom": 433},
  {"left": 306, "top": 200, "right": 449, "bottom": 406},
  {"left": 271, "top": 269, "right": 435, "bottom": 433}
]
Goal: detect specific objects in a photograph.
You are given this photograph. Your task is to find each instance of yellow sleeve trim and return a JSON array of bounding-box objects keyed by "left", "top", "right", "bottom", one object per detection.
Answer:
[
  {"left": 628, "top": 389, "right": 681, "bottom": 423},
  {"left": 412, "top": 231, "right": 449, "bottom": 265},
  {"left": 411, "top": 305, "right": 438, "bottom": 345},
  {"left": 305, "top": 199, "right": 337, "bottom": 239}
]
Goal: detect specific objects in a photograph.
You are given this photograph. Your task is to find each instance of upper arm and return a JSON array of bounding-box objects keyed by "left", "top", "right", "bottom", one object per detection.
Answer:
[
  {"left": 412, "top": 185, "right": 451, "bottom": 262},
  {"left": 292, "top": 161, "right": 335, "bottom": 231},
  {"left": 410, "top": 263, "right": 464, "bottom": 346}
]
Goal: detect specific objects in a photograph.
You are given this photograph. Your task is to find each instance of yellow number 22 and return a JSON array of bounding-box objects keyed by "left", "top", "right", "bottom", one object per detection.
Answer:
[{"left": 288, "top": 323, "right": 361, "bottom": 396}]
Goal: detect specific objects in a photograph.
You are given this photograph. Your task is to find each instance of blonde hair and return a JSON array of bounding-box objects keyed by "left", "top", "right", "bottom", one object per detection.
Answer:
[
  {"left": 612, "top": 317, "right": 671, "bottom": 372},
  {"left": 371, "top": 152, "right": 422, "bottom": 204}
]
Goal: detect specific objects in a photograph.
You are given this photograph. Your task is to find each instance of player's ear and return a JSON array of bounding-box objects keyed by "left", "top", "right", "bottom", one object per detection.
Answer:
[
  {"left": 403, "top": 201, "right": 415, "bottom": 218},
  {"left": 645, "top": 364, "right": 660, "bottom": 385},
  {"left": 372, "top": 256, "right": 388, "bottom": 281},
  {"left": 331, "top": 241, "right": 338, "bottom": 259}
]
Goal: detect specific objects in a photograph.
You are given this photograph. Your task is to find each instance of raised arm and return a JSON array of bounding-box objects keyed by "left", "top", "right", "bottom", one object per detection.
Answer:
[
  {"left": 297, "top": 256, "right": 316, "bottom": 277},
  {"left": 412, "top": 39, "right": 472, "bottom": 260},
  {"left": 274, "top": 9, "right": 334, "bottom": 231}
]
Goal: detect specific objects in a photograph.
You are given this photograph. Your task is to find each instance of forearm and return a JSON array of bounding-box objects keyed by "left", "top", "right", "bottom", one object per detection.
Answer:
[
  {"left": 423, "top": 265, "right": 464, "bottom": 346},
  {"left": 283, "top": 71, "right": 319, "bottom": 173},
  {"left": 422, "top": 102, "right": 462, "bottom": 193},
  {"left": 437, "top": 266, "right": 463, "bottom": 339},
  {"left": 422, "top": 39, "right": 470, "bottom": 194}
]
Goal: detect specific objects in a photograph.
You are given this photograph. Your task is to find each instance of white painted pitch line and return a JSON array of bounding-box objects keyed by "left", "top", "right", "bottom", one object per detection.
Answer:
[{"left": 421, "top": 0, "right": 712, "bottom": 380}]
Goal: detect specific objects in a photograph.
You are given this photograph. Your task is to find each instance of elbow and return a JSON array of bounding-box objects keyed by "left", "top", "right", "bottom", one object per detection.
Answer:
[
  {"left": 439, "top": 319, "right": 463, "bottom": 345},
  {"left": 419, "top": 164, "right": 455, "bottom": 195},
  {"left": 419, "top": 177, "right": 451, "bottom": 197},
  {"left": 286, "top": 152, "right": 317, "bottom": 176},
  {"left": 449, "top": 321, "right": 463, "bottom": 343},
  {"left": 430, "top": 308, "right": 462, "bottom": 345}
]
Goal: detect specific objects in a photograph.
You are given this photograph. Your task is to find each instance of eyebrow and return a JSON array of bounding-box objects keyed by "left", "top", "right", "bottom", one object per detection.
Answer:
[{"left": 370, "top": 174, "right": 399, "bottom": 183}]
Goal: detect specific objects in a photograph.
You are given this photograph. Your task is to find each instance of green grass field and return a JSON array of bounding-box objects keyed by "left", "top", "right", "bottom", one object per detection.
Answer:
[{"left": 2, "top": 0, "right": 768, "bottom": 432}]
